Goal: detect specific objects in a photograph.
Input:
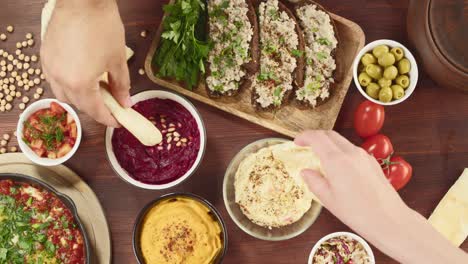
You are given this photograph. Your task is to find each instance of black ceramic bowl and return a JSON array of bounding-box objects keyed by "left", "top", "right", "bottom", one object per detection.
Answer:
[
  {"left": 0, "top": 173, "right": 91, "bottom": 264},
  {"left": 133, "top": 193, "right": 228, "bottom": 264}
]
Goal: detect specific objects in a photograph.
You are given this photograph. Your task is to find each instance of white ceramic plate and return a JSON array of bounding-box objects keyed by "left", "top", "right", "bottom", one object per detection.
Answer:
[
  {"left": 105, "top": 90, "right": 206, "bottom": 190},
  {"left": 353, "top": 39, "right": 419, "bottom": 106},
  {"left": 308, "top": 232, "right": 375, "bottom": 264},
  {"left": 17, "top": 99, "right": 82, "bottom": 166}
]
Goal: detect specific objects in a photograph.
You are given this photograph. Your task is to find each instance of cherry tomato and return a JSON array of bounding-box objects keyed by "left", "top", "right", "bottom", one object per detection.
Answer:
[
  {"left": 384, "top": 156, "right": 413, "bottom": 191},
  {"left": 354, "top": 100, "right": 385, "bottom": 138},
  {"left": 361, "top": 134, "right": 394, "bottom": 161}
]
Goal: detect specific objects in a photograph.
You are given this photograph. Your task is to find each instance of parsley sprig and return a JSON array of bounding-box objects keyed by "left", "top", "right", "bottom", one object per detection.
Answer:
[{"left": 154, "top": 0, "right": 210, "bottom": 90}]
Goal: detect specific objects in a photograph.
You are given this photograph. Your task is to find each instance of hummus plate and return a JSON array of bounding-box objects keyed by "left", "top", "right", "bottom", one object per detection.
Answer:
[{"left": 223, "top": 138, "right": 322, "bottom": 241}]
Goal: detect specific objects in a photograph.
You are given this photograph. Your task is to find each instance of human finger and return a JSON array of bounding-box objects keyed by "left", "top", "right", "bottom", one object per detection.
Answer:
[
  {"left": 301, "top": 169, "right": 332, "bottom": 204},
  {"left": 108, "top": 59, "right": 132, "bottom": 108},
  {"left": 73, "top": 86, "right": 120, "bottom": 128}
]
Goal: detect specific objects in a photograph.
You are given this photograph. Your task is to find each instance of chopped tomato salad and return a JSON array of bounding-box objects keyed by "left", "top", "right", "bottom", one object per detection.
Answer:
[{"left": 23, "top": 102, "right": 77, "bottom": 159}]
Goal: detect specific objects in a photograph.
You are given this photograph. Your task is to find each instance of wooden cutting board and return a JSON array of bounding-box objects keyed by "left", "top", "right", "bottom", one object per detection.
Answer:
[
  {"left": 144, "top": 1, "right": 365, "bottom": 137},
  {"left": 0, "top": 153, "right": 112, "bottom": 264}
]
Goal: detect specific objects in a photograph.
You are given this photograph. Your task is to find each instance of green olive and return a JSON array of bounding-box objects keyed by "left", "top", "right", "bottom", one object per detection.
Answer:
[
  {"left": 366, "top": 83, "right": 380, "bottom": 99},
  {"left": 398, "top": 58, "right": 411, "bottom": 74},
  {"left": 391, "top": 47, "right": 404, "bottom": 61},
  {"left": 391, "top": 85, "right": 405, "bottom": 100},
  {"left": 361, "top": 53, "right": 376, "bottom": 66},
  {"left": 383, "top": 66, "right": 398, "bottom": 80},
  {"left": 395, "top": 75, "right": 410, "bottom": 88},
  {"left": 378, "top": 52, "right": 396, "bottom": 67},
  {"left": 372, "top": 45, "right": 389, "bottom": 58},
  {"left": 378, "top": 78, "right": 392, "bottom": 88},
  {"left": 379, "top": 87, "right": 393, "bottom": 103},
  {"left": 358, "top": 72, "right": 372, "bottom": 87},
  {"left": 365, "top": 64, "right": 382, "bottom": 79}
]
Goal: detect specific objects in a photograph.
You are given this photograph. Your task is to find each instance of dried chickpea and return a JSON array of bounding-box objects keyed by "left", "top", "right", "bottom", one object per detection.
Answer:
[
  {"left": 33, "top": 93, "right": 40, "bottom": 99},
  {"left": 27, "top": 39, "right": 34, "bottom": 46},
  {"left": 36, "top": 87, "right": 44, "bottom": 95},
  {"left": 19, "top": 103, "right": 25, "bottom": 110},
  {"left": 9, "top": 146, "right": 17, "bottom": 152},
  {"left": 2, "top": 134, "right": 9, "bottom": 141},
  {"left": 35, "top": 68, "right": 41, "bottom": 75},
  {"left": 31, "top": 55, "right": 38, "bottom": 62},
  {"left": 6, "top": 25, "right": 14, "bottom": 33},
  {"left": 33, "top": 78, "right": 40, "bottom": 85},
  {"left": 138, "top": 69, "right": 145, "bottom": 75},
  {"left": 22, "top": 72, "right": 28, "bottom": 79},
  {"left": 21, "top": 41, "right": 27, "bottom": 48},
  {"left": 27, "top": 68, "right": 34, "bottom": 75},
  {"left": 15, "top": 49, "right": 21, "bottom": 55},
  {"left": 24, "top": 56, "right": 30, "bottom": 62},
  {"left": 0, "top": 140, "right": 7, "bottom": 146},
  {"left": 16, "top": 42, "right": 22, "bottom": 49},
  {"left": 15, "top": 91, "right": 21, "bottom": 98},
  {"left": 5, "top": 103, "right": 11, "bottom": 111},
  {"left": 0, "top": 148, "right": 6, "bottom": 154},
  {"left": 0, "top": 34, "right": 6, "bottom": 41},
  {"left": 28, "top": 80, "right": 34, "bottom": 87},
  {"left": 22, "top": 96, "right": 29, "bottom": 103},
  {"left": 26, "top": 33, "right": 33, "bottom": 39}
]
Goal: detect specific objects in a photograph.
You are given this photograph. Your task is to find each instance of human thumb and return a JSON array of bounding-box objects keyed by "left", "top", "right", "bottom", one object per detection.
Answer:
[{"left": 301, "top": 169, "right": 330, "bottom": 204}]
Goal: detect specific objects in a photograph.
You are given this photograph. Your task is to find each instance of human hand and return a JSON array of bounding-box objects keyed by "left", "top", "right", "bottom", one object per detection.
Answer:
[
  {"left": 295, "top": 130, "right": 468, "bottom": 263},
  {"left": 41, "top": 0, "right": 130, "bottom": 127},
  {"left": 295, "top": 130, "right": 408, "bottom": 247}
]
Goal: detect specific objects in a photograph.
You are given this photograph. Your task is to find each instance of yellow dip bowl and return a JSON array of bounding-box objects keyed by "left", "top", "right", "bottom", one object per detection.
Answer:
[{"left": 133, "top": 193, "right": 227, "bottom": 264}]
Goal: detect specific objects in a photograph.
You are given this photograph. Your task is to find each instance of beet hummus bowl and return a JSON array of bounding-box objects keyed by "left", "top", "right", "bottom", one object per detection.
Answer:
[{"left": 105, "top": 90, "right": 206, "bottom": 190}]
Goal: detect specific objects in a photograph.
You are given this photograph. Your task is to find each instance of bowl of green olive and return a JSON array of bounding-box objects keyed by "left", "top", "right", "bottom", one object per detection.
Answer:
[{"left": 353, "top": 39, "right": 418, "bottom": 105}]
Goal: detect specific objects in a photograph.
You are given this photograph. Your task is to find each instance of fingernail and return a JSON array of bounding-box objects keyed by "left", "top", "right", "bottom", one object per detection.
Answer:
[{"left": 124, "top": 96, "right": 133, "bottom": 108}]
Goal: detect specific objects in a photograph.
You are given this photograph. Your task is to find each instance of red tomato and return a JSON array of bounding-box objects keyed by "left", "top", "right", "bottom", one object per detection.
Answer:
[
  {"left": 361, "top": 134, "right": 394, "bottom": 162},
  {"left": 50, "top": 101, "right": 66, "bottom": 115},
  {"left": 354, "top": 100, "right": 385, "bottom": 138},
  {"left": 384, "top": 156, "right": 413, "bottom": 191}
]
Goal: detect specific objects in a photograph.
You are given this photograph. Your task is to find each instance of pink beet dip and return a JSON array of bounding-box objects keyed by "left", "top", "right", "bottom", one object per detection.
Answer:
[{"left": 111, "top": 98, "right": 201, "bottom": 184}]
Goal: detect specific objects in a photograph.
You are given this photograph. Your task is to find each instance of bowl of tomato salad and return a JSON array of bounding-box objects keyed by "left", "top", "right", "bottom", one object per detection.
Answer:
[{"left": 17, "top": 99, "right": 82, "bottom": 166}]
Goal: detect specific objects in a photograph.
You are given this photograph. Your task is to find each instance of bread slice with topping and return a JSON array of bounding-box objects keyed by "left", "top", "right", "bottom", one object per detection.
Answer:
[
  {"left": 289, "top": 0, "right": 339, "bottom": 108},
  {"left": 205, "top": 0, "right": 260, "bottom": 98},
  {"left": 251, "top": 0, "right": 305, "bottom": 111}
]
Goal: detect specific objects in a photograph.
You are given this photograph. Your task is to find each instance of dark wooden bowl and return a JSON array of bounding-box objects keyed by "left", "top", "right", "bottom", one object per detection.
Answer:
[{"left": 407, "top": 0, "right": 468, "bottom": 92}]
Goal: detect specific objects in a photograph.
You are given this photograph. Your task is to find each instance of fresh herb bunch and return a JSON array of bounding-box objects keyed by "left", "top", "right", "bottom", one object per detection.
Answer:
[{"left": 154, "top": 0, "right": 210, "bottom": 90}]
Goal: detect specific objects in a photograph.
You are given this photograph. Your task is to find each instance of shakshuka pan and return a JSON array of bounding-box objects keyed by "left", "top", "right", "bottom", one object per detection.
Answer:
[{"left": 0, "top": 179, "right": 86, "bottom": 263}]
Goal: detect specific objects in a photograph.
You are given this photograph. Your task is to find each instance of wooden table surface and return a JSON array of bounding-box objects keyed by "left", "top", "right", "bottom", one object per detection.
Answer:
[{"left": 1, "top": 0, "right": 467, "bottom": 263}]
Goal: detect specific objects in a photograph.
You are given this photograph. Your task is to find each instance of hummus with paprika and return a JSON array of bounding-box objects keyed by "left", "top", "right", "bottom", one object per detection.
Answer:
[{"left": 139, "top": 196, "right": 223, "bottom": 264}]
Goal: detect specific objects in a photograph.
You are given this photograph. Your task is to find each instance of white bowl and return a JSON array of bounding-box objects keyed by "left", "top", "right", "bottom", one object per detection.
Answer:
[
  {"left": 353, "top": 39, "right": 419, "bottom": 106},
  {"left": 17, "top": 99, "right": 82, "bottom": 166},
  {"left": 105, "top": 90, "right": 206, "bottom": 190},
  {"left": 308, "top": 232, "right": 375, "bottom": 264}
]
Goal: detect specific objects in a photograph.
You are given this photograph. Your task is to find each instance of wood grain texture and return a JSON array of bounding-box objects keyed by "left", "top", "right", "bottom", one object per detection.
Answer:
[
  {"left": 0, "top": 0, "right": 467, "bottom": 263},
  {"left": 145, "top": 0, "right": 365, "bottom": 137}
]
